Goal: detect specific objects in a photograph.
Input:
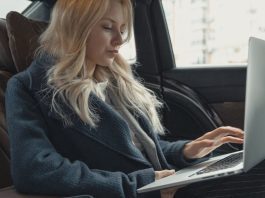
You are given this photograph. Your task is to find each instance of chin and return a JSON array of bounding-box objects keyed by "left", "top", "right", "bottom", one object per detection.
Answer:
[{"left": 99, "top": 60, "right": 114, "bottom": 67}]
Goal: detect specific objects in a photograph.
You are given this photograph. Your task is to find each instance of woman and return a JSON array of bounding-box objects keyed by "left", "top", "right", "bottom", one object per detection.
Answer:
[{"left": 5, "top": 0, "right": 245, "bottom": 197}]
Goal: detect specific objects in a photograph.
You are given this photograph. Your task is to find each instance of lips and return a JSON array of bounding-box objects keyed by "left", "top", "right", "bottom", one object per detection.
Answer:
[{"left": 108, "top": 49, "right": 119, "bottom": 54}]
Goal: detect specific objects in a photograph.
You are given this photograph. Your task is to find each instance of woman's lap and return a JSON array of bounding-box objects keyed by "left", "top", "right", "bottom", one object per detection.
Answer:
[{"left": 175, "top": 159, "right": 265, "bottom": 198}]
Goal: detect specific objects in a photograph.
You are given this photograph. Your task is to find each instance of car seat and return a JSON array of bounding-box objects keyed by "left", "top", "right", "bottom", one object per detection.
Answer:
[{"left": 0, "top": 12, "right": 57, "bottom": 198}]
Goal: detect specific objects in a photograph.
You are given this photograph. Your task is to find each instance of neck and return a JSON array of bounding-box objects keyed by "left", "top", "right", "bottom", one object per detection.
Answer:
[{"left": 93, "top": 65, "right": 111, "bottom": 83}]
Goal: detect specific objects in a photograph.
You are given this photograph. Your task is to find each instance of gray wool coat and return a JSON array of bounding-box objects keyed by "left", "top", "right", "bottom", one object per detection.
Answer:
[{"left": 5, "top": 54, "right": 205, "bottom": 198}]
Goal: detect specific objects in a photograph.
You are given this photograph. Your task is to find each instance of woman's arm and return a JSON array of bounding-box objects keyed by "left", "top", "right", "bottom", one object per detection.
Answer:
[
  {"left": 5, "top": 76, "right": 158, "bottom": 198},
  {"left": 157, "top": 137, "right": 207, "bottom": 168}
]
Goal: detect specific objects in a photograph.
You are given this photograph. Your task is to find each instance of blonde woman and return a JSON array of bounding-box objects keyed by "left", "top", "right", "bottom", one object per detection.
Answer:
[{"left": 5, "top": 0, "right": 247, "bottom": 198}]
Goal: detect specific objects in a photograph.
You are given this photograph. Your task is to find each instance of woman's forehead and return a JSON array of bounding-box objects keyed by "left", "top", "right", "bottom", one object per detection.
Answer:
[{"left": 103, "top": 1, "right": 127, "bottom": 25}]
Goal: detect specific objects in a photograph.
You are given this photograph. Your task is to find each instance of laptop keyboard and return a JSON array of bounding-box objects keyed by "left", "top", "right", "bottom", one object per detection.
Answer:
[{"left": 195, "top": 152, "right": 243, "bottom": 175}]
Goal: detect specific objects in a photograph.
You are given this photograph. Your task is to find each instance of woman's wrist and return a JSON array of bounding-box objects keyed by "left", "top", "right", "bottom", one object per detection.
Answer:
[{"left": 183, "top": 141, "right": 194, "bottom": 160}]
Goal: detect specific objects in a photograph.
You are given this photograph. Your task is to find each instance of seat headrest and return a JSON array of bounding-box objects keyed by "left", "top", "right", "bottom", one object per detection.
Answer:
[
  {"left": 6, "top": 11, "right": 48, "bottom": 72},
  {"left": 0, "top": 19, "right": 16, "bottom": 73}
]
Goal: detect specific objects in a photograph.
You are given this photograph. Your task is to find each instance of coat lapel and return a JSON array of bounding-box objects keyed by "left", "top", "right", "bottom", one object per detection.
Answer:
[{"left": 70, "top": 94, "right": 152, "bottom": 167}]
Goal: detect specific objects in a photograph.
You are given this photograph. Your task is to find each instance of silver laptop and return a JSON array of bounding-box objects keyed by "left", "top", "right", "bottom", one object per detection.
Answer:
[{"left": 138, "top": 36, "right": 265, "bottom": 193}]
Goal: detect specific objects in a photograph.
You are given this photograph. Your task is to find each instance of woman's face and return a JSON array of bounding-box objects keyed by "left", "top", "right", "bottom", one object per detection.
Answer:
[{"left": 86, "top": 1, "right": 126, "bottom": 67}]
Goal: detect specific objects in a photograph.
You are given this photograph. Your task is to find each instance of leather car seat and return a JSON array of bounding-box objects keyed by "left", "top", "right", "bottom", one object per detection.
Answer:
[
  {"left": 0, "top": 14, "right": 57, "bottom": 198},
  {"left": 0, "top": 18, "right": 15, "bottom": 189}
]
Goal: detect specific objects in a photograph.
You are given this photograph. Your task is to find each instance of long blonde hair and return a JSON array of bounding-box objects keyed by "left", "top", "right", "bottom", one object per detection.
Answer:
[{"left": 37, "top": 0, "right": 164, "bottom": 134}]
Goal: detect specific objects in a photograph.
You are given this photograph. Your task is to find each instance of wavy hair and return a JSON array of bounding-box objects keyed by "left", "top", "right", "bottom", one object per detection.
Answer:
[{"left": 37, "top": 0, "right": 165, "bottom": 134}]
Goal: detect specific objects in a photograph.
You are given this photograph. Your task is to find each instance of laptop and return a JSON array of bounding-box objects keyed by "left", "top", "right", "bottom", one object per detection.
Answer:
[{"left": 138, "top": 36, "right": 265, "bottom": 193}]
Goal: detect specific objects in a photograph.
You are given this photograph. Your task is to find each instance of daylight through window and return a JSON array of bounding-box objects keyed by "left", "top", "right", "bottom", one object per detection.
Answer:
[{"left": 162, "top": 0, "right": 265, "bottom": 66}]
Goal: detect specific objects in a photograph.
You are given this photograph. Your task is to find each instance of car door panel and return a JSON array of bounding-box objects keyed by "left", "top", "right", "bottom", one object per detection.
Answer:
[
  {"left": 134, "top": 0, "right": 246, "bottom": 139},
  {"left": 162, "top": 67, "right": 246, "bottom": 130}
]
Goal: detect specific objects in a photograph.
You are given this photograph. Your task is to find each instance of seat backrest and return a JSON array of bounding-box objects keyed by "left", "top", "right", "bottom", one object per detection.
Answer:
[
  {"left": 0, "top": 12, "right": 47, "bottom": 189},
  {"left": 0, "top": 18, "right": 16, "bottom": 188}
]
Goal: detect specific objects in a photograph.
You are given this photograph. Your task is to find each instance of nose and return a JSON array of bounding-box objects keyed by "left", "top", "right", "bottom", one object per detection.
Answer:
[{"left": 112, "top": 31, "right": 123, "bottom": 47}]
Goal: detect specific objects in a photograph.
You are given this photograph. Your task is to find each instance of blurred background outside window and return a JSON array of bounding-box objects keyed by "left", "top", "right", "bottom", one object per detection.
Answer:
[{"left": 162, "top": 0, "right": 265, "bottom": 67}]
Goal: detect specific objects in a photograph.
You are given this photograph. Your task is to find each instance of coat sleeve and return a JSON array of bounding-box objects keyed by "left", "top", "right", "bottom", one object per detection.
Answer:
[
  {"left": 157, "top": 135, "right": 210, "bottom": 169},
  {"left": 5, "top": 76, "right": 159, "bottom": 198}
]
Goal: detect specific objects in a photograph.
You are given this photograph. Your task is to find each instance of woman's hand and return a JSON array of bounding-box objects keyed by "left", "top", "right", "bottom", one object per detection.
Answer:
[
  {"left": 160, "top": 187, "right": 179, "bottom": 198},
  {"left": 155, "top": 169, "right": 175, "bottom": 180},
  {"left": 183, "top": 126, "right": 244, "bottom": 159},
  {"left": 155, "top": 170, "right": 178, "bottom": 198}
]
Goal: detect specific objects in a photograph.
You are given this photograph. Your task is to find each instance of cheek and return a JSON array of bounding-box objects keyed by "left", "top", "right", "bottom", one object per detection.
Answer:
[
  {"left": 86, "top": 40, "right": 102, "bottom": 59},
  {"left": 97, "top": 33, "right": 111, "bottom": 47},
  {"left": 87, "top": 35, "right": 110, "bottom": 52}
]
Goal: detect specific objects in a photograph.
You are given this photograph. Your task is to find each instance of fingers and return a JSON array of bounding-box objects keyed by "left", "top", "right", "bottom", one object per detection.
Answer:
[
  {"left": 220, "top": 136, "right": 244, "bottom": 144},
  {"left": 218, "top": 126, "right": 244, "bottom": 137},
  {"left": 183, "top": 126, "right": 244, "bottom": 159},
  {"left": 199, "top": 132, "right": 243, "bottom": 147},
  {"left": 202, "top": 126, "right": 244, "bottom": 140},
  {"left": 155, "top": 170, "right": 175, "bottom": 180},
  {"left": 160, "top": 170, "right": 175, "bottom": 178}
]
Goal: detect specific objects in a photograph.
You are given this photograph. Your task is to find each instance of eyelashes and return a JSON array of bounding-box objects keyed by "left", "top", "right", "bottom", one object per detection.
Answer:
[
  {"left": 103, "top": 26, "right": 125, "bottom": 35},
  {"left": 103, "top": 26, "right": 112, "bottom": 30}
]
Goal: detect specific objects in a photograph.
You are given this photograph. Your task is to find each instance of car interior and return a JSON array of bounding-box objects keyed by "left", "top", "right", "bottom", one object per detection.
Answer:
[{"left": 0, "top": 0, "right": 246, "bottom": 197}]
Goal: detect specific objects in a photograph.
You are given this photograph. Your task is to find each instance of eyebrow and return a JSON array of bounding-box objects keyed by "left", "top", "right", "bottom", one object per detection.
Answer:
[{"left": 102, "top": 17, "right": 126, "bottom": 26}]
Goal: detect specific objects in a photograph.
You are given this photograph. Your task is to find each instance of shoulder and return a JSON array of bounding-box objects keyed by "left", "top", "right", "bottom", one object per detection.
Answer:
[
  {"left": 5, "top": 56, "right": 52, "bottom": 113},
  {"left": 7, "top": 53, "right": 53, "bottom": 92},
  {"left": 6, "top": 70, "right": 30, "bottom": 93}
]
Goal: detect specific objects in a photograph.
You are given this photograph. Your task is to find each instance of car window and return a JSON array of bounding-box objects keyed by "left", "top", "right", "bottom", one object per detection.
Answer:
[
  {"left": 120, "top": 32, "right": 137, "bottom": 64},
  {"left": 0, "top": 0, "right": 31, "bottom": 18},
  {"left": 162, "top": 0, "right": 265, "bottom": 67}
]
